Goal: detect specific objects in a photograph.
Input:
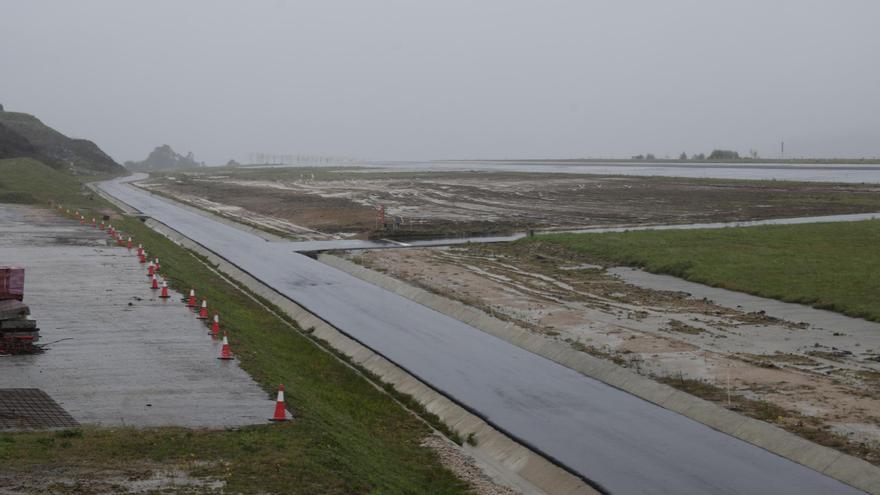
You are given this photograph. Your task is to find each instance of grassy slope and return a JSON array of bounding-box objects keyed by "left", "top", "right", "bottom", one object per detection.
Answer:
[
  {"left": 531, "top": 220, "right": 880, "bottom": 322},
  {"left": 0, "top": 161, "right": 469, "bottom": 494},
  {"left": 0, "top": 158, "right": 97, "bottom": 205}
]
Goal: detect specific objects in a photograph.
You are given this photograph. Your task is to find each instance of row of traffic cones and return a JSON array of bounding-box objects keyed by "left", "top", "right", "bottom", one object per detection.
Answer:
[{"left": 52, "top": 202, "right": 290, "bottom": 422}]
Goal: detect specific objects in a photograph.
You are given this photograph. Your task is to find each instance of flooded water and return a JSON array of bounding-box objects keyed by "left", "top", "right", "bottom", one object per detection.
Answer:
[
  {"left": 371, "top": 160, "right": 880, "bottom": 183},
  {"left": 611, "top": 266, "right": 880, "bottom": 342},
  {"left": 249, "top": 160, "right": 880, "bottom": 184}
]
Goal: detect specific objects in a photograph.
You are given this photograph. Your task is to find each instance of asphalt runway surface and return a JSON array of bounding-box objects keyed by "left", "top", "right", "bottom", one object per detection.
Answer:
[{"left": 97, "top": 176, "right": 864, "bottom": 494}]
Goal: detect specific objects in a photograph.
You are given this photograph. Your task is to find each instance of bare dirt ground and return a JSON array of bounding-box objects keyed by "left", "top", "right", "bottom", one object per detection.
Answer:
[
  {"left": 347, "top": 243, "right": 880, "bottom": 465},
  {"left": 0, "top": 464, "right": 225, "bottom": 495},
  {"left": 138, "top": 167, "right": 880, "bottom": 240},
  {"left": 0, "top": 436, "right": 512, "bottom": 495}
]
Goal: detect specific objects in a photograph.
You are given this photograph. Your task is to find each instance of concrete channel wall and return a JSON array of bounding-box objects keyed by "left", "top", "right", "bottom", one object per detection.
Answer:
[
  {"left": 318, "top": 253, "right": 880, "bottom": 495},
  {"left": 138, "top": 219, "right": 598, "bottom": 495}
]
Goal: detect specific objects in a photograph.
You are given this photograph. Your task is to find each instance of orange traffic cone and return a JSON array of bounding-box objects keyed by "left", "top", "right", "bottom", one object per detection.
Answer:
[
  {"left": 153, "top": 257, "right": 160, "bottom": 271},
  {"left": 136, "top": 244, "right": 143, "bottom": 256},
  {"left": 159, "top": 279, "right": 170, "bottom": 299},
  {"left": 147, "top": 264, "right": 155, "bottom": 277},
  {"left": 187, "top": 289, "right": 196, "bottom": 307},
  {"left": 269, "top": 384, "right": 289, "bottom": 421},
  {"left": 92, "top": 217, "right": 97, "bottom": 227},
  {"left": 117, "top": 235, "right": 125, "bottom": 246},
  {"left": 218, "top": 332, "right": 233, "bottom": 360},
  {"left": 80, "top": 216, "right": 85, "bottom": 224},
  {"left": 197, "top": 299, "right": 208, "bottom": 319},
  {"left": 127, "top": 237, "right": 133, "bottom": 249},
  {"left": 139, "top": 251, "right": 147, "bottom": 263},
  {"left": 210, "top": 313, "right": 220, "bottom": 336},
  {"left": 150, "top": 274, "right": 159, "bottom": 290},
  {"left": 99, "top": 221, "right": 105, "bottom": 230}
]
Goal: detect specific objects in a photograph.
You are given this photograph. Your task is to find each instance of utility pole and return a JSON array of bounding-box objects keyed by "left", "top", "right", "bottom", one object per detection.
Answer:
[{"left": 781, "top": 139, "right": 785, "bottom": 160}]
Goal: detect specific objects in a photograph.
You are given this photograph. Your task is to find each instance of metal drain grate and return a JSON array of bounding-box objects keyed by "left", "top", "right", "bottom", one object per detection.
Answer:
[{"left": 0, "top": 388, "right": 79, "bottom": 430}]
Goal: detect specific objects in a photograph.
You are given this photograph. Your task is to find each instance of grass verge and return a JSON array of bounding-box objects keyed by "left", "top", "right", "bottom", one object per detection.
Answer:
[{"left": 529, "top": 220, "right": 880, "bottom": 322}]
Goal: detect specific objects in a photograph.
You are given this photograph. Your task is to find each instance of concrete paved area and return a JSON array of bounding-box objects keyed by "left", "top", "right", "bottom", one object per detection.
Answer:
[{"left": 0, "top": 205, "right": 275, "bottom": 427}]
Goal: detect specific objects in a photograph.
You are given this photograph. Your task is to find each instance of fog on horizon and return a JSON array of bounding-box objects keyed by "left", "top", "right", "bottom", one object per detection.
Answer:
[{"left": 2, "top": 0, "right": 879, "bottom": 165}]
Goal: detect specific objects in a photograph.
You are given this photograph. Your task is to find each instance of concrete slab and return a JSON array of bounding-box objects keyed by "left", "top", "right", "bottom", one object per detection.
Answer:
[{"left": 0, "top": 205, "right": 275, "bottom": 427}]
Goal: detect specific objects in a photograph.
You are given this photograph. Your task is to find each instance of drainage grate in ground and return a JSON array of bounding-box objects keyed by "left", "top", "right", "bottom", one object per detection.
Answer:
[{"left": 0, "top": 388, "right": 79, "bottom": 430}]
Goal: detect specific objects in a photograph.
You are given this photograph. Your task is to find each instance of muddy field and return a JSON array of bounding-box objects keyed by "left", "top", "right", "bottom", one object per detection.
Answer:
[
  {"left": 346, "top": 243, "right": 880, "bottom": 464},
  {"left": 139, "top": 167, "right": 880, "bottom": 240}
]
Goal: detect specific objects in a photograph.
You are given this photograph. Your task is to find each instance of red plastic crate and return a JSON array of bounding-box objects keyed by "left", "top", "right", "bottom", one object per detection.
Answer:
[{"left": 0, "top": 267, "right": 25, "bottom": 301}]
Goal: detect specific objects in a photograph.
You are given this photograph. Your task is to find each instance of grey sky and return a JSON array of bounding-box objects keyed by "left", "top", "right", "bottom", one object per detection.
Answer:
[{"left": 2, "top": 1, "right": 879, "bottom": 164}]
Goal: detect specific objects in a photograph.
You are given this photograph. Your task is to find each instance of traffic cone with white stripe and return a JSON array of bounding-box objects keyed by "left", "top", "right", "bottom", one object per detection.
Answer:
[
  {"left": 150, "top": 274, "right": 159, "bottom": 290},
  {"left": 269, "top": 384, "right": 289, "bottom": 421},
  {"left": 187, "top": 289, "right": 196, "bottom": 308},
  {"left": 218, "top": 332, "right": 233, "bottom": 360},
  {"left": 197, "top": 299, "right": 208, "bottom": 319},
  {"left": 139, "top": 251, "right": 147, "bottom": 263},
  {"left": 210, "top": 312, "right": 220, "bottom": 337},
  {"left": 147, "top": 263, "right": 155, "bottom": 277},
  {"left": 136, "top": 244, "right": 143, "bottom": 256},
  {"left": 159, "top": 279, "right": 170, "bottom": 298},
  {"left": 153, "top": 257, "right": 160, "bottom": 272},
  {"left": 127, "top": 237, "right": 133, "bottom": 250}
]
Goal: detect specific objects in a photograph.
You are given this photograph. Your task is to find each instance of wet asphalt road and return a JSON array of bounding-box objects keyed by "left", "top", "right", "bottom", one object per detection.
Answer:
[{"left": 98, "top": 177, "right": 863, "bottom": 495}]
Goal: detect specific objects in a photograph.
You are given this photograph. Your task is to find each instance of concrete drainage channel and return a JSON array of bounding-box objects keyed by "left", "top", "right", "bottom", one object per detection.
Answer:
[
  {"left": 317, "top": 253, "right": 880, "bottom": 495},
  {"left": 0, "top": 204, "right": 279, "bottom": 428}
]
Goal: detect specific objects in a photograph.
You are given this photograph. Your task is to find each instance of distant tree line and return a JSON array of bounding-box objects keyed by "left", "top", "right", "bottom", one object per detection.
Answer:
[{"left": 632, "top": 149, "right": 758, "bottom": 161}]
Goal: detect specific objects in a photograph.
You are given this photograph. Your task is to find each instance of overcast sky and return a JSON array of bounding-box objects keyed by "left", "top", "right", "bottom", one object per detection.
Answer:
[{"left": 2, "top": 1, "right": 879, "bottom": 164}]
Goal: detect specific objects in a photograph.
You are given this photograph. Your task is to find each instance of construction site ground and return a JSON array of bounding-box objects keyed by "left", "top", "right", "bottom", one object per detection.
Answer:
[
  {"left": 0, "top": 204, "right": 274, "bottom": 427},
  {"left": 133, "top": 167, "right": 880, "bottom": 464},
  {"left": 139, "top": 167, "right": 880, "bottom": 239},
  {"left": 345, "top": 243, "right": 880, "bottom": 465},
  {"left": 0, "top": 200, "right": 516, "bottom": 494}
]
